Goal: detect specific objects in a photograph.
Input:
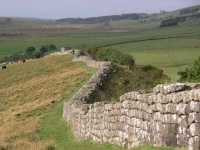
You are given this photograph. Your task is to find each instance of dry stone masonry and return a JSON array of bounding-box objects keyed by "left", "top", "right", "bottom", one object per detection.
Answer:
[{"left": 63, "top": 56, "right": 200, "bottom": 150}]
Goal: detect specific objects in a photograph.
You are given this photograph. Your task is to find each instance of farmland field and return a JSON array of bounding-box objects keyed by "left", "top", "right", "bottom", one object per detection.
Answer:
[
  {"left": 0, "top": 54, "right": 96, "bottom": 149},
  {"left": 103, "top": 36, "right": 200, "bottom": 81},
  {"left": 1, "top": 23, "right": 199, "bottom": 81},
  {"left": 0, "top": 12, "right": 198, "bottom": 149},
  {"left": 0, "top": 54, "right": 180, "bottom": 150}
]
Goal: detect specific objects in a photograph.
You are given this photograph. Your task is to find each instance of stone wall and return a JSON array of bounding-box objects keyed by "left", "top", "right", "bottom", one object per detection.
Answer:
[{"left": 63, "top": 56, "right": 200, "bottom": 150}]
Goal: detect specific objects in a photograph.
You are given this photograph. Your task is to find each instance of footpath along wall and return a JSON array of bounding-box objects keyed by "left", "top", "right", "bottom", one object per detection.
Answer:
[{"left": 63, "top": 55, "right": 200, "bottom": 150}]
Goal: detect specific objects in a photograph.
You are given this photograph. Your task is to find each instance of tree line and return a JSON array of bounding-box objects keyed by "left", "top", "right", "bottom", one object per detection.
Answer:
[
  {"left": 160, "top": 13, "right": 200, "bottom": 27},
  {"left": 57, "top": 13, "right": 145, "bottom": 24},
  {"left": 0, "top": 44, "right": 57, "bottom": 63},
  {"left": 179, "top": 7, "right": 199, "bottom": 15}
]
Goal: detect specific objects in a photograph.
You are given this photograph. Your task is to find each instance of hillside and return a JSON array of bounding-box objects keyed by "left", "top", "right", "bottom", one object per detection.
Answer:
[
  {"left": 0, "top": 54, "right": 93, "bottom": 149},
  {"left": 56, "top": 5, "right": 200, "bottom": 24},
  {"left": 0, "top": 17, "right": 20, "bottom": 24},
  {"left": 56, "top": 13, "right": 147, "bottom": 24}
]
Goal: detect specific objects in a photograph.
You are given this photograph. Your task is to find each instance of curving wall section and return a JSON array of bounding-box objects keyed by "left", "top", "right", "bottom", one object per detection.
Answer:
[{"left": 63, "top": 56, "right": 200, "bottom": 150}]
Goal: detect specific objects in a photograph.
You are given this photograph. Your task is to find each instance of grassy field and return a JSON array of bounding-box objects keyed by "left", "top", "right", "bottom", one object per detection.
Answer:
[
  {"left": 0, "top": 53, "right": 180, "bottom": 150},
  {"left": 0, "top": 24, "right": 200, "bottom": 81},
  {"left": 0, "top": 54, "right": 95, "bottom": 149},
  {"left": 103, "top": 36, "right": 200, "bottom": 81},
  {"left": 0, "top": 6, "right": 199, "bottom": 149}
]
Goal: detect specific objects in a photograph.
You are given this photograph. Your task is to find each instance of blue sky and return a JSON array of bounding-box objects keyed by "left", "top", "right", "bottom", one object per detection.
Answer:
[{"left": 0, "top": 0, "right": 200, "bottom": 19}]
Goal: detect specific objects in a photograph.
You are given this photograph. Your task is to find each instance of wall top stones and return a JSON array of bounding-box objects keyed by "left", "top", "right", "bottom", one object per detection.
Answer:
[{"left": 153, "top": 83, "right": 200, "bottom": 95}]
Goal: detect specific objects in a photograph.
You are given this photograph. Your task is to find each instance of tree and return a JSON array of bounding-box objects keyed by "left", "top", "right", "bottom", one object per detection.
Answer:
[
  {"left": 34, "top": 52, "right": 42, "bottom": 58},
  {"left": 40, "top": 45, "right": 48, "bottom": 53},
  {"left": 178, "top": 57, "right": 200, "bottom": 82},
  {"left": 48, "top": 44, "right": 57, "bottom": 51},
  {"left": 26, "top": 46, "right": 36, "bottom": 54}
]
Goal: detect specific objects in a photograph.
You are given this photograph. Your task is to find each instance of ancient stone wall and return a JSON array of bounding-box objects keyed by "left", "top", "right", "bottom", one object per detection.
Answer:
[{"left": 63, "top": 56, "right": 200, "bottom": 150}]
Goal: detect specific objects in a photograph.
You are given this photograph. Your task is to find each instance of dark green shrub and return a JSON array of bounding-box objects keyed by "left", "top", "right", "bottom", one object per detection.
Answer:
[
  {"left": 26, "top": 46, "right": 36, "bottom": 54},
  {"left": 142, "top": 65, "right": 156, "bottom": 72},
  {"left": 48, "top": 44, "right": 57, "bottom": 51},
  {"left": 86, "top": 48, "right": 100, "bottom": 59},
  {"left": 96, "top": 48, "right": 135, "bottom": 68},
  {"left": 178, "top": 57, "right": 200, "bottom": 82}
]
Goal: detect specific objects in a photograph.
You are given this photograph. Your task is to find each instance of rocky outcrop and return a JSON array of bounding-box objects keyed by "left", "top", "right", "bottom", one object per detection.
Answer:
[{"left": 63, "top": 56, "right": 200, "bottom": 150}]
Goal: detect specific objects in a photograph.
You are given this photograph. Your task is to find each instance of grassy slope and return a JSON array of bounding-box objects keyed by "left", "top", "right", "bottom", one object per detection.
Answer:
[
  {"left": 0, "top": 53, "right": 176, "bottom": 150},
  {"left": 0, "top": 24, "right": 200, "bottom": 81},
  {"left": 0, "top": 25, "right": 199, "bottom": 55},
  {"left": 0, "top": 54, "right": 94, "bottom": 149},
  {"left": 106, "top": 36, "right": 200, "bottom": 81}
]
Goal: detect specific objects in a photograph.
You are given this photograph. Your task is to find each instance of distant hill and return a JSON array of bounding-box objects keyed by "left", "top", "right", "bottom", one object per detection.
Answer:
[
  {"left": 158, "top": 5, "right": 200, "bottom": 27},
  {"left": 0, "top": 16, "right": 53, "bottom": 27},
  {"left": 56, "top": 13, "right": 149, "bottom": 24},
  {"left": 0, "top": 17, "right": 20, "bottom": 24},
  {"left": 56, "top": 5, "right": 200, "bottom": 24}
]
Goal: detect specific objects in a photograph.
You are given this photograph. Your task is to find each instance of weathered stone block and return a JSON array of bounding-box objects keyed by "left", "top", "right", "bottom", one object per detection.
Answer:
[
  {"left": 189, "top": 113, "right": 200, "bottom": 124},
  {"left": 190, "top": 101, "right": 200, "bottom": 113},
  {"left": 163, "top": 124, "right": 178, "bottom": 135},
  {"left": 150, "top": 104, "right": 156, "bottom": 112},
  {"left": 178, "top": 126, "right": 187, "bottom": 134},
  {"left": 138, "top": 110, "right": 143, "bottom": 119},
  {"left": 178, "top": 115, "right": 188, "bottom": 128},
  {"left": 122, "top": 100, "right": 130, "bottom": 109},
  {"left": 142, "top": 111, "right": 151, "bottom": 121},
  {"left": 163, "top": 134, "right": 177, "bottom": 147},
  {"left": 176, "top": 103, "right": 187, "bottom": 115},
  {"left": 189, "top": 123, "right": 200, "bottom": 136},
  {"left": 153, "top": 84, "right": 161, "bottom": 94},
  {"left": 151, "top": 121, "right": 163, "bottom": 133},
  {"left": 171, "top": 114, "right": 179, "bottom": 124},
  {"left": 121, "top": 108, "right": 127, "bottom": 115},
  {"left": 130, "top": 91, "right": 139, "bottom": 100},
  {"left": 164, "top": 103, "right": 176, "bottom": 114},
  {"left": 153, "top": 112, "right": 161, "bottom": 122},
  {"left": 147, "top": 95, "right": 154, "bottom": 105},
  {"left": 157, "top": 93, "right": 165, "bottom": 103},
  {"left": 135, "top": 118, "right": 143, "bottom": 128},
  {"left": 125, "top": 92, "right": 132, "bottom": 100},
  {"left": 120, "top": 95, "right": 125, "bottom": 102},
  {"left": 188, "top": 136, "right": 200, "bottom": 150},
  {"left": 137, "top": 94, "right": 143, "bottom": 102},
  {"left": 190, "top": 89, "right": 200, "bottom": 101},
  {"left": 155, "top": 103, "right": 163, "bottom": 112},
  {"left": 127, "top": 109, "right": 134, "bottom": 118},
  {"left": 141, "top": 102, "right": 148, "bottom": 111},
  {"left": 183, "top": 91, "right": 191, "bottom": 103},
  {"left": 177, "top": 134, "right": 189, "bottom": 147},
  {"left": 153, "top": 133, "right": 164, "bottom": 146},
  {"left": 119, "top": 115, "right": 127, "bottom": 123}
]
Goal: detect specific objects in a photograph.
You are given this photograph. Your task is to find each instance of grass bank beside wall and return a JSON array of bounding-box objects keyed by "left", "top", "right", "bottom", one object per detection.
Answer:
[{"left": 39, "top": 61, "right": 179, "bottom": 150}]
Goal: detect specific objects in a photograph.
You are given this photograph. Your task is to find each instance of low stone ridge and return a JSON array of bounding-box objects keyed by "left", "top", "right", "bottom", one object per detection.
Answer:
[{"left": 63, "top": 55, "right": 200, "bottom": 150}]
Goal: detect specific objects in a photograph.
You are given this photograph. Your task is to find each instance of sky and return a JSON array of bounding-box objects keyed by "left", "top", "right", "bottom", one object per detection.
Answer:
[{"left": 0, "top": 0, "right": 200, "bottom": 19}]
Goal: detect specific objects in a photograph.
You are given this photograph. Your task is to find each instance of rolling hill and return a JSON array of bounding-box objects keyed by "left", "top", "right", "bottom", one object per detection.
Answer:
[
  {"left": 56, "top": 5, "right": 200, "bottom": 24},
  {"left": 0, "top": 54, "right": 94, "bottom": 149}
]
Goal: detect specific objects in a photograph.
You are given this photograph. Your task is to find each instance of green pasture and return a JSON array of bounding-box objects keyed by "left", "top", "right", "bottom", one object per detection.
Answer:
[
  {"left": 0, "top": 25, "right": 199, "bottom": 55},
  {"left": 103, "top": 37, "right": 200, "bottom": 81},
  {"left": 0, "top": 25, "right": 200, "bottom": 81}
]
